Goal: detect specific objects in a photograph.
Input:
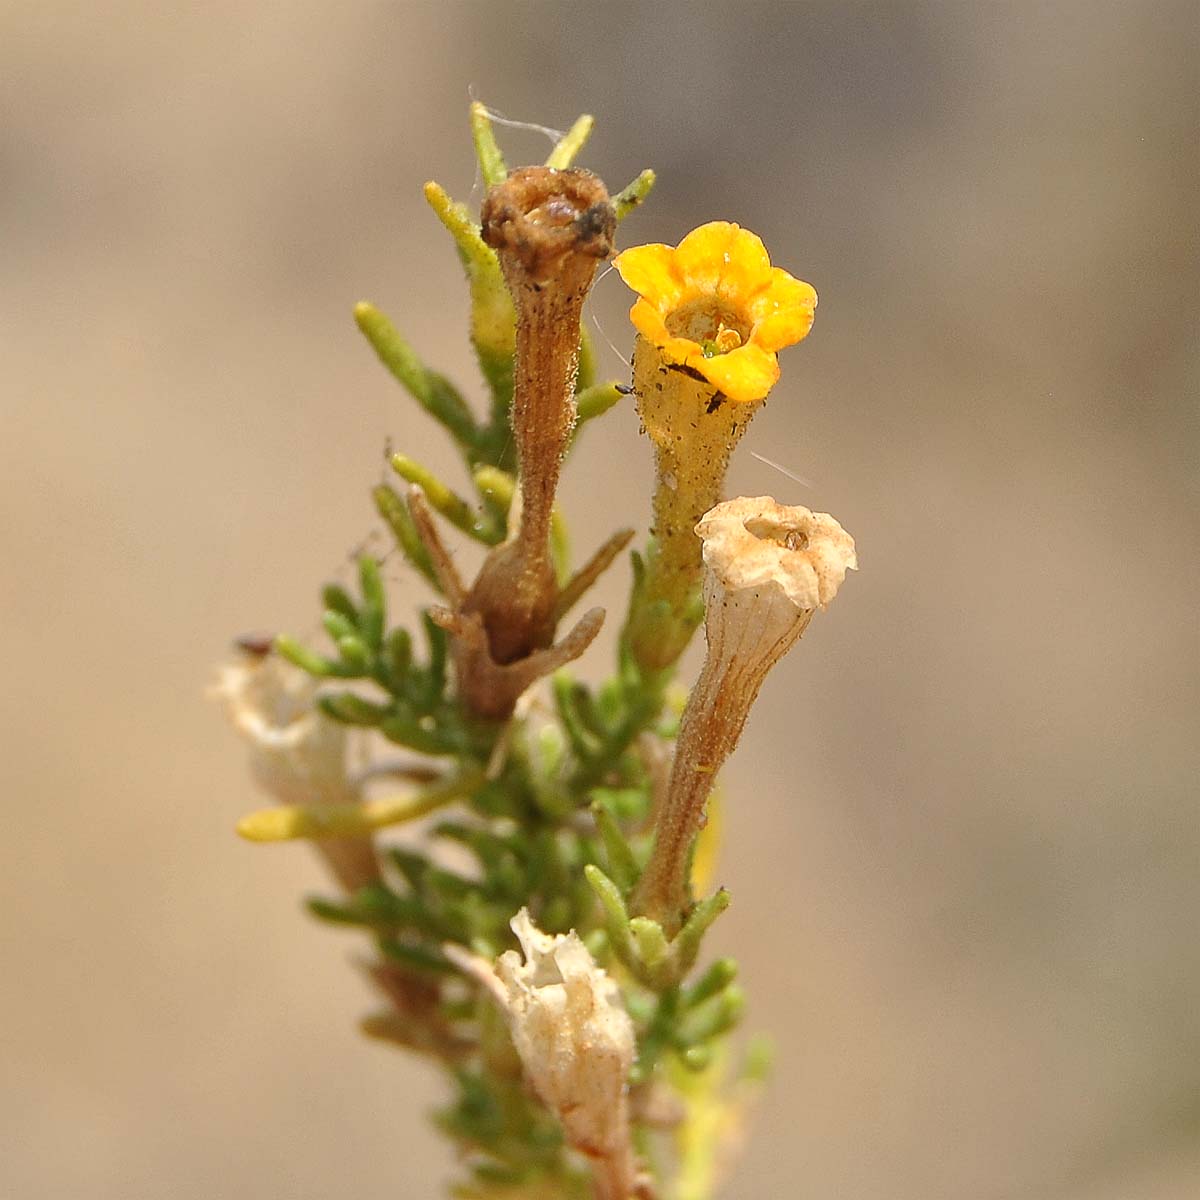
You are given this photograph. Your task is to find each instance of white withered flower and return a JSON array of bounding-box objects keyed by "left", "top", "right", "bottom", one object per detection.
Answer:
[
  {"left": 213, "top": 651, "right": 352, "bottom": 807},
  {"left": 634, "top": 496, "right": 857, "bottom": 931},
  {"left": 214, "top": 648, "right": 380, "bottom": 894},
  {"left": 446, "top": 909, "right": 641, "bottom": 1198},
  {"left": 696, "top": 494, "right": 857, "bottom": 678}
]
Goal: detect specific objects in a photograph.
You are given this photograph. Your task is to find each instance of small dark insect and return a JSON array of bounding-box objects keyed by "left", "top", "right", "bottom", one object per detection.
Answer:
[
  {"left": 615, "top": 383, "right": 634, "bottom": 395},
  {"left": 705, "top": 392, "right": 726, "bottom": 414},
  {"left": 234, "top": 632, "right": 275, "bottom": 657},
  {"left": 668, "top": 362, "right": 708, "bottom": 384}
]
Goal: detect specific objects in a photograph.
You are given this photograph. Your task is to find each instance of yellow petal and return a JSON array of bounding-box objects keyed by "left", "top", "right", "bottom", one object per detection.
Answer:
[
  {"left": 673, "top": 221, "right": 774, "bottom": 307},
  {"left": 614, "top": 244, "right": 684, "bottom": 310},
  {"left": 630, "top": 297, "right": 672, "bottom": 345},
  {"left": 713, "top": 227, "right": 773, "bottom": 305},
  {"left": 672, "top": 221, "right": 740, "bottom": 293},
  {"left": 749, "top": 268, "right": 818, "bottom": 351},
  {"left": 630, "top": 302, "right": 709, "bottom": 367},
  {"left": 665, "top": 335, "right": 707, "bottom": 365},
  {"left": 695, "top": 342, "right": 780, "bottom": 403}
]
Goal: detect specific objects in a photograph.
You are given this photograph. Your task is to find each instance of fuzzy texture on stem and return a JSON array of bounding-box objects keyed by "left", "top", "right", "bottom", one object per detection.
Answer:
[
  {"left": 624, "top": 337, "right": 763, "bottom": 672},
  {"left": 467, "top": 167, "right": 615, "bottom": 668},
  {"left": 634, "top": 497, "right": 856, "bottom": 933}
]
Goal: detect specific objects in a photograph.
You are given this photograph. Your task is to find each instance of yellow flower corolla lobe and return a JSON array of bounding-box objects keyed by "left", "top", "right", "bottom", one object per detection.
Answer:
[{"left": 615, "top": 221, "right": 817, "bottom": 403}]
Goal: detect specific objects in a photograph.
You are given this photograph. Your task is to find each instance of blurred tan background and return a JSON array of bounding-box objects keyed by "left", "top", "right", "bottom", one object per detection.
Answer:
[{"left": 2, "top": 2, "right": 1197, "bottom": 1197}]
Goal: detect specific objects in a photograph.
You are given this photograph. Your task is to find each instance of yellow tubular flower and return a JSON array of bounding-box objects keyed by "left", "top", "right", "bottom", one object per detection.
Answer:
[
  {"left": 617, "top": 223, "right": 819, "bottom": 674},
  {"left": 614, "top": 221, "right": 816, "bottom": 404}
]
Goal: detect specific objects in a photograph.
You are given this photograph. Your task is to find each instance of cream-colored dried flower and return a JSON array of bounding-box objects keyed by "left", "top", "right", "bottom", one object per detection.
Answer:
[
  {"left": 446, "top": 909, "right": 642, "bottom": 1199},
  {"left": 214, "top": 649, "right": 379, "bottom": 894},
  {"left": 696, "top": 495, "right": 857, "bottom": 686},
  {"left": 696, "top": 494, "right": 857, "bottom": 612},
  {"left": 213, "top": 651, "right": 352, "bottom": 806},
  {"left": 634, "top": 496, "right": 857, "bottom": 932}
]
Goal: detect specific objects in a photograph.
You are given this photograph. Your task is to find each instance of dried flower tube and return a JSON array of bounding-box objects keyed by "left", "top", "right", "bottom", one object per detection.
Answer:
[
  {"left": 633, "top": 496, "right": 856, "bottom": 933},
  {"left": 467, "top": 167, "right": 615, "bottom": 667},
  {"left": 446, "top": 909, "right": 649, "bottom": 1200},
  {"left": 615, "top": 224, "right": 817, "bottom": 672}
]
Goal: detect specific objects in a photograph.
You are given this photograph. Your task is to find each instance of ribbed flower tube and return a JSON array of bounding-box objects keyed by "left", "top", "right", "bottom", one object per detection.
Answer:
[
  {"left": 634, "top": 496, "right": 857, "bottom": 933},
  {"left": 615, "top": 223, "right": 817, "bottom": 673}
]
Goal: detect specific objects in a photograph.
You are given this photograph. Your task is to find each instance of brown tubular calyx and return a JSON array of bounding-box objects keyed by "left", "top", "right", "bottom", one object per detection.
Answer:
[{"left": 440, "top": 168, "right": 617, "bottom": 720}]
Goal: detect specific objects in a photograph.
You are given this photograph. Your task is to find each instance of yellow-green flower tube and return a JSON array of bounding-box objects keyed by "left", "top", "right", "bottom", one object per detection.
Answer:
[{"left": 616, "top": 222, "right": 817, "bottom": 672}]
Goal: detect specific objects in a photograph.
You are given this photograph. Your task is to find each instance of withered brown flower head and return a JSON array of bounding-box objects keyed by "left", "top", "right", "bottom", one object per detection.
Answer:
[{"left": 482, "top": 166, "right": 615, "bottom": 283}]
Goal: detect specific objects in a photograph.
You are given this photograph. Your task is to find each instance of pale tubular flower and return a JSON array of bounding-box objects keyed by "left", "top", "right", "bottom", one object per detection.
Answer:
[
  {"left": 213, "top": 650, "right": 379, "bottom": 893},
  {"left": 214, "top": 652, "right": 352, "bottom": 805},
  {"left": 697, "top": 494, "right": 857, "bottom": 676},
  {"left": 633, "top": 497, "right": 857, "bottom": 932},
  {"left": 446, "top": 909, "right": 644, "bottom": 1200}
]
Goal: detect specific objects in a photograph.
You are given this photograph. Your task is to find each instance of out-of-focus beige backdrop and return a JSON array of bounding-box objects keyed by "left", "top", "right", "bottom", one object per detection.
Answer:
[{"left": 2, "top": 3, "right": 1197, "bottom": 1197}]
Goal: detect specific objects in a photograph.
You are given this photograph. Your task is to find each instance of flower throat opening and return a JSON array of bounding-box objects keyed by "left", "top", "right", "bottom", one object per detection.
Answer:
[
  {"left": 664, "top": 298, "right": 750, "bottom": 357},
  {"left": 743, "top": 514, "right": 810, "bottom": 552}
]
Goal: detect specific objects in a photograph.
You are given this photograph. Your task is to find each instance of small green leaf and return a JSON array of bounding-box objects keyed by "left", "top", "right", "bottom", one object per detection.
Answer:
[
  {"left": 322, "top": 609, "right": 357, "bottom": 646},
  {"left": 380, "top": 938, "right": 455, "bottom": 975},
  {"left": 583, "top": 864, "right": 637, "bottom": 964},
  {"left": 469, "top": 101, "right": 508, "bottom": 188},
  {"left": 391, "top": 454, "right": 491, "bottom": 541},
  {"left": 335, "top": 634, "right": 370, "bottom": 672},
  {"left": 274, "top": 634, "right": 361, "bottom": 678},
  {"left": 384, "top": 627, "right": 413, "bottom": 687},
  {"left": 318, "top": 691, "right": 390, "bottom": 727},
  {"left": 358, "top": 557, "right": 386, "bottom": 650},
  {"left": 372, "top": 484, "right": 439, "bottom": 591},
  {"left": 672, "top": 888, "right": 731, "bottom": 974},
  {"left": 613, "top": 169, "right": 656, "bottom": 221},
  {"left": 420, "top": 612, "right": 448, "bottom": 704},
  {"left": 473, "top": 465, "right": 515, "bottom": 525},
  {"left": 576, "top": 327, "right": 598, "bottom": 393},
  {"left": 321, "top": 584, "right": 358, "bottom": 624},
  {"left": 354, "top": 302, "right": 478, "bottom": 448},
  {"left": 544, "top": 113, "right": 593, "bottom": 170},
  {"left": 675, "top": 984, "right": 745, "bottom": 1045},
  {"left": 684, "top": 957, "right": 738, "bottom": 1008},
  {"left": 590, "top": 800, "right": 639, "bottom": 892},
  {"left": 575, "top": 381, "right": 625, "bottom": 427},
  {"left": 680, "top": 1043, "right": 715, "bottom": 1072},
  {"left": 629, "top": 917, "right": 670, "bottom": 969}
]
